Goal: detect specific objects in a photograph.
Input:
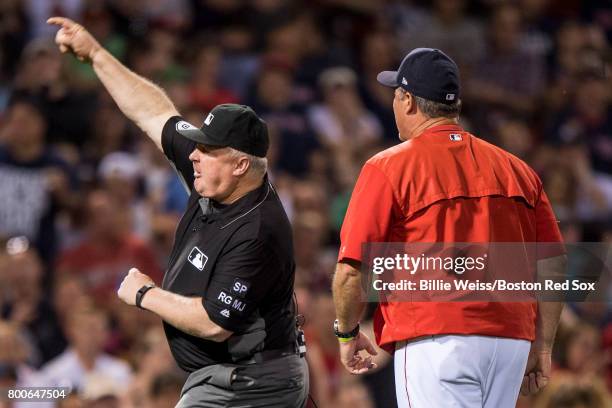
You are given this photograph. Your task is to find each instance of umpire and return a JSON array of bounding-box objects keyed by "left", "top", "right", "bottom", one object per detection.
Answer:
[{"left": 48, "top": 17, "right": 308, "bottom": 407}]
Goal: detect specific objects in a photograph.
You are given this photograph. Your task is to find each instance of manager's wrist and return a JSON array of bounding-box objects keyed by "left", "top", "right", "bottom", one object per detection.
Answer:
[{"left": 334, "top": 319, "right": 360, "bottom": 342}]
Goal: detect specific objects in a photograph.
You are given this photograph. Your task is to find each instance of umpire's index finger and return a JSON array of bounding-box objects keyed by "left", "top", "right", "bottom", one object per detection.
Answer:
[{"left": 47, "top": 16, "right": 74, "bottom": 27}]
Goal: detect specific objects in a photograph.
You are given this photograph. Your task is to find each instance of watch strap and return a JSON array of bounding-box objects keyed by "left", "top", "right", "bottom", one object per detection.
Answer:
[
  {"left": 334, "top": 319, "right": 360, "bottom": 339},
  {"left": 135, "top": 283, "right": 156, "bottom": 309}
]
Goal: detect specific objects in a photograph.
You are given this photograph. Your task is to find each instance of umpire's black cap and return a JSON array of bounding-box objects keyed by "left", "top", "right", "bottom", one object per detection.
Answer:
[
  {"left": 377, "top": 48, "right": 460, "bottom": 104},
  {"left": 175, "top": 104, "right": 269, "bottom": 158}
]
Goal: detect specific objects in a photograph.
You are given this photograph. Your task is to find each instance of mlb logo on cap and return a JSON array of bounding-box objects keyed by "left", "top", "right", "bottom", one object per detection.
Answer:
[
  {"left": 446, "top": 94, "right": 455, "bottom": 101},
  {"left": 449, "top": 133, "right": 463, "bottom": 141}
]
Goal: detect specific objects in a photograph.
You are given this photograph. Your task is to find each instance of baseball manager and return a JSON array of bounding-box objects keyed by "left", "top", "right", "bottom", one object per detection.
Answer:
[
  {"left": 332, "top": 48, "right": 566, "bottom": 407},
  {"left": 49, "top": 17, "right": 308, "bottom": 407}
]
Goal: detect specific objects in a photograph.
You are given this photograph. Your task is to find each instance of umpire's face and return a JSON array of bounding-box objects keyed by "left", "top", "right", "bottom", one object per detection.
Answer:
[{"left": 189, "top": 144, "right": 248, "bottom": 203}]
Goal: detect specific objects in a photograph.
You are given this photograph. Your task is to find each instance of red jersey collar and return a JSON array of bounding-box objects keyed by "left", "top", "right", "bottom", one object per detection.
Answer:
[
  {"left": 422, "top": 124, "right": 463, "bottom": 134},
  {"left": 411, "top": 123, "right": 464, "bottom": 140}
]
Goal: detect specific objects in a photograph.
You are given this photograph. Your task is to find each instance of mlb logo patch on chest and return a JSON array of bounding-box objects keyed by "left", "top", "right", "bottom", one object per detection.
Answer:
[
  {"left": 188, "top": 247, "right": 208, "bottom": 271},
  {"left": 449, "top": 133, "right": 463, "bottom": 141}
]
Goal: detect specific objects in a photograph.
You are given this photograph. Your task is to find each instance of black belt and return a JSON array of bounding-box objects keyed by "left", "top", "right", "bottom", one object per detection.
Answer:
[{"left": 236, "top": 344, "right": 298, "bottom": 365}]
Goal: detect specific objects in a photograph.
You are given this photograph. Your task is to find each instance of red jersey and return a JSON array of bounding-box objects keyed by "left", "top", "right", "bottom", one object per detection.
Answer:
[{"left": 338, "top": 124, "right": 563, "bottom": 349}]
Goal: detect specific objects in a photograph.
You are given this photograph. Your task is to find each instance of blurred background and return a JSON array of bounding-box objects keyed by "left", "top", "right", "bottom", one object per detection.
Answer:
[{"left": 0, "top": 0, "right": 610, "bottom": 407}]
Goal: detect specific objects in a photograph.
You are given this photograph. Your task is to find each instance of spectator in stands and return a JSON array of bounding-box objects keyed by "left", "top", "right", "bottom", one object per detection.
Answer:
[
  {"left": 547, "top": 72, "right": 612, "bottom": 177},
  {"left": 56, "top": 190, "right": 162, "bottom": 306},
  {"left": 293, "top": 211, "right": 333, "bottom": 291},
  {"left": 80, "top": 103, "right": 133, "bottom": 176},
  {"left": 0, "top": 238, "right": 65, "bottom": 366},
  {"left": 539, "top": 146, "right": 610, "bottom": 223},
  {"left": 52, "top": 275, "right": 89, "bottom": 328},
  {"left": 519, "top": 0, "right": 556, "bottom": 59},
  {"left": 0, "top": 320, "right": 36, "bottom": 389},
  {"left": 358, "top": 31, "right": 398, "bottom": 142},
  {"left": 34, "top": 305, "right": 131, "bottom": 391},
  {"left": 533, "top": 376, "right": 611, "bottom": 408},
  {"left": 466, "top": 3, "right": 546, "bottom": 133},
  {"left": 308, "top": 67, "right": 383, "bottom": 151},
  {"left": 0, "top": 0, "right": 29, "bottom": 87},
  {"left": 128, "top": 26, "right": 186, "bottom": 84},
  {"left": 13, "top": 38, "right": 97, "bottom": 148},
  {"left": 305, "top": 294, "right": 342, "bottom": 404},
  {"left": 395, "top": 0, "right": 485, "bottom": 77},
  {"left": 188, "top": 42, "right": 239, "bottom": 112},
  {"left": 0, "top": 96, "right": 74, "bottom": 263},
  {"left": 80, "top": 373, "right": 122, "bottom": 408},
  {"left": 149, "top": 371, "right": 186, "bottom": 408},
  {"left": 494, "top": 118, "right": 535, "bottom": 161},
  {"left": 336, "top": 377, "right": 375, "bottom": 408},
  {"left": 98, "top": 151, "right": 151, "bottom": 240},
  {"left": 557, "top": 322, "right": 605, "bottom": 380},
  {"left": 249, "top": 58, "right": 320, "bottom": 177},
  {"left": 124, "top": 327, "right": 178, "bottom": 408}
]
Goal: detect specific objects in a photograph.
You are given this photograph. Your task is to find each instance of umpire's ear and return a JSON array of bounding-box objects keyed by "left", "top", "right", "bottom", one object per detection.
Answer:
[{"left": 232, "top": 154, "right": 250, "bottom": 176}]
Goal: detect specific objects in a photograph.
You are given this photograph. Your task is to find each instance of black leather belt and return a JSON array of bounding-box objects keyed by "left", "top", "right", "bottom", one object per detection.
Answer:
[{"left": 237, "top": 344, "right": 298, "bottom": 365}]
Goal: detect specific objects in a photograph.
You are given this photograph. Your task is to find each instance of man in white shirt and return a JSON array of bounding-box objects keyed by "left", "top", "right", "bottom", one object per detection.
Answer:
[{"left": 34, "top": 306, "right": 131, "bottom": 392}]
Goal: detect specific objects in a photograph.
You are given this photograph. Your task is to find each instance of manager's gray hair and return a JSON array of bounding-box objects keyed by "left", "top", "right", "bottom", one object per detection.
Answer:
[
  {"left": 228, "top": 148, "right": 268, "bottom": 177},
  {"left": 397, "top": 88, "right": 461, "bottom": 118},
  {"left": 413, "top": 95, "right": 461, "bottom": 119}
]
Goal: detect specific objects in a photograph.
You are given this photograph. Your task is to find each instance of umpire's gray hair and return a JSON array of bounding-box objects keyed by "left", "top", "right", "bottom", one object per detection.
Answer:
[{"left": 227, "top": 148, "right": 268, "bottom": 178}]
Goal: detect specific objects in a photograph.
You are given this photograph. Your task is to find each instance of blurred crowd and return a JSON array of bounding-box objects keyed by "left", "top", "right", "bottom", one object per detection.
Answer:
[{"left": 0, "top": 0, "right": 610, "bottom": 407}]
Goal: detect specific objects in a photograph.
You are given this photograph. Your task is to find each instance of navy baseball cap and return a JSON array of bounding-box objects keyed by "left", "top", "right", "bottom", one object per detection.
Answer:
[
  {"left": 175, "top": 104, "right": 269, "bottom": 157},
  {"left": 377, "top": 48, "right": 460, "bottom": 104}
]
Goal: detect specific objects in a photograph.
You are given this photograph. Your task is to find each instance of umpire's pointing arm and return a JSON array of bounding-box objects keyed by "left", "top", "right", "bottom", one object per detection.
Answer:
[{"left": 48, "top": 16, "right": 179, "bottom": 151}]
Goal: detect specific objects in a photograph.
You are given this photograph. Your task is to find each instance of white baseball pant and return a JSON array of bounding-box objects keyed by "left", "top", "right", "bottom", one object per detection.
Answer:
[{"left": 394, "top": 335, "right": 530, "bottom": 408}]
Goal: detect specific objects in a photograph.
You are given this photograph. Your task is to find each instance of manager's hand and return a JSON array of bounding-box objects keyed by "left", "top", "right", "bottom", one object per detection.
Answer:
[
  {"left": 118, "top": 268, "right": 154, "bottom": 306},
  {"left": 520, "top": 347, "right": 552, "bottom": 395},
  {"left": 47, "top": 17, "right": 101, "bottom": 62},
  {"left": 339, "top": 331, "right": 378, "bottom": 375}
]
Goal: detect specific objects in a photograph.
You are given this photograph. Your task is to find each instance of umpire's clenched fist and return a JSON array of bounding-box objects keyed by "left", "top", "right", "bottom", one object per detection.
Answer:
[
  {"left": 117, "top": 268, "right": 155, "bottom": 306},
  {"left": 47, "top": 17, "right": 101, "bottom": 62}
]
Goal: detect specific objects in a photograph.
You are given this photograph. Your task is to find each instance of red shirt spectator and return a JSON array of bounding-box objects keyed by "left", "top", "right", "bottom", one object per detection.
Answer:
[{"left": 57, "top": 190, "right": 162, "bottom": 305}]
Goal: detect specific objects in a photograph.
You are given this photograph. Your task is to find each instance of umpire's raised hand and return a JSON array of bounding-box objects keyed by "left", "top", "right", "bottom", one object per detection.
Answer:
[
  {"left": 47, "top": 17, "right": 179, "bottom": 151},
  {"left": 47, "top": 17, "right": 101, "bottom": 63}
]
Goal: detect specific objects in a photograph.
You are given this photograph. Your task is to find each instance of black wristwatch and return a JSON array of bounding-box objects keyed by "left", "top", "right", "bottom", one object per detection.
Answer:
[
  {"left": 333, "top": 319, "right": 360, "bottom": 339},
  {"left": 135, "top": 283, "right": 156, "bottom": 309}
]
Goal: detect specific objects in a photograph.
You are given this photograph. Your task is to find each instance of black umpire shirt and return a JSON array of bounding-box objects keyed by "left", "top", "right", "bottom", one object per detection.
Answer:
[{"left": 160, "top": 116, "right": 297, "bottom": 373}]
